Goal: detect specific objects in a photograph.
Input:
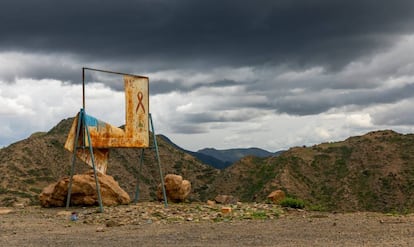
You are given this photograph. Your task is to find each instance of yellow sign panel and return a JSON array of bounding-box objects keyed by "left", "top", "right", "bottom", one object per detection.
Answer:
[{"left": 64, "top": 75, "right": 149, "bottom": 174}]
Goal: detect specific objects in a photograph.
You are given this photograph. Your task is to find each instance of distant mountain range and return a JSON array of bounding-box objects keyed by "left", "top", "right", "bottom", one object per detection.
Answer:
[{"left": 159, "top": 135, "right": 283, "bottom": 169}]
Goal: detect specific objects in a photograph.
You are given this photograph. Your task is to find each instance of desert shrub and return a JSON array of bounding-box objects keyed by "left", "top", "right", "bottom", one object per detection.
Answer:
[
  {"left": 280, "top": 197, "right": 305, "bottom": 209},
  {"left": 308, "top": 204, "right": 327, "bottom": 211},
  {"left": 251, "top": 211, "right": 268, "bottom": 220}
]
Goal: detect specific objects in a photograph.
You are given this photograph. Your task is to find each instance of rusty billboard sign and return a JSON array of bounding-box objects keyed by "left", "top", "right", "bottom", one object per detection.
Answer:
[{"left": 64, "top": 75, "right": 149, "bottom": 174}]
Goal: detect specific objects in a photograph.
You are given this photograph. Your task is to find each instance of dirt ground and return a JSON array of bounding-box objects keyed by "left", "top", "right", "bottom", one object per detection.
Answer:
[{"left": 1, "top": 202, "right": 414, "bottom": 246}]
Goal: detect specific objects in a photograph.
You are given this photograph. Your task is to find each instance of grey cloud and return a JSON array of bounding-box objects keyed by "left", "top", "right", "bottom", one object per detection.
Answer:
[
  {"left": 273, "top": 83, "right": 414, "bottom": 115},
  {"left": 149, "top": 80, "right": 182, "bottom": 95},
  {"left": 1, "top": 0, "right": 414, "bottom": 78},
  {"left": 169, "top": 124, "right": 208, "bottom": 134},
  {"left": 2, "top": 0, "right": 414, "bottom": 135},
  {"left": 372, "top": 100, "right": 414, "bottom": 126},
  {"left": 184, "top": 110, "right": 262, "bottom": 124},
  {"left": 149, "top": 79, "right": 242, "bottom": 95},
  {"left": 374, "top": 112, "right": 414, "bottom": 126}
]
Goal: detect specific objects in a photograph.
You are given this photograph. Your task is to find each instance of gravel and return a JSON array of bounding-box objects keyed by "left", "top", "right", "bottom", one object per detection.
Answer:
[{"left": 1, "top": 203, "right": 414, "bottom": 246}]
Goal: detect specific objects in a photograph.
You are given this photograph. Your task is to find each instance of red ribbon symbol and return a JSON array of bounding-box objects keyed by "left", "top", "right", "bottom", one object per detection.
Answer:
[{"left": 136, "top": 91, "right": 145, "bottom": 113}]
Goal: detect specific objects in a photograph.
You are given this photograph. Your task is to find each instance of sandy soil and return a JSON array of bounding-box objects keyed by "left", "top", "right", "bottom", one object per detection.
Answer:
[{"left": 1, "top": 203, "right": 414, "bottom": 246}]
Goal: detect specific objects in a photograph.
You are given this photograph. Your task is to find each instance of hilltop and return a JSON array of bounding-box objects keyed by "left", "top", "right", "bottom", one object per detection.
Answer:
[
  {"left": 0, "top": 118, "right": 218, "bottom": 206},
  {"left": 214, "top": 130, "right": 414, "bottom": 212}
]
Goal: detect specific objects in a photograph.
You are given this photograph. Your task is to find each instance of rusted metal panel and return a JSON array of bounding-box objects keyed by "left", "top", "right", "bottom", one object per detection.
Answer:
[
  {"left": 124, "top": 75, "right": 149, "bottom": 146},
  {"left": 64, "top": 75, "right": 150, "bottom": 174},
  {"left": 84, "top": 76, "right": 149, "bottom": 148}
]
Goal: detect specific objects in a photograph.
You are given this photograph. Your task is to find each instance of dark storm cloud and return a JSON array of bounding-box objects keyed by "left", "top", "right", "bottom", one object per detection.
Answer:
[
  {"left": 1, "top": 0, "right": 414, "bottom": 78},
  {"left": 272, "top": 83, "right": 414, "bottom": 115},
  {"left": 150, "top": 79, "right": 242, "bottom": 95},
  {"left": 184, "top": 110, "right": 262, "bottom": 123},
  {"left": 169, "top": 124, "right": 208, "bottom": 134}
]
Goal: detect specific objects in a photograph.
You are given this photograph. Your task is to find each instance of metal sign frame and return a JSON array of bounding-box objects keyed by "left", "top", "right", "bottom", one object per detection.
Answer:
[{"left": 65, "top": 67, "right": 168, "bottom": 213}]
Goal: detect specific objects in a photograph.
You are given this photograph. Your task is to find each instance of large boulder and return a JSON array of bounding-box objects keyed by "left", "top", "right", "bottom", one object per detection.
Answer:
[
  {"left": 39, "top": 170, "right": 130, "bottom": 207},
  {"left": 267, "top": 190, "right": 286, "bottom": 204},
  {"left": 157, "top": 174, "right": 191, "bottom": 202}
]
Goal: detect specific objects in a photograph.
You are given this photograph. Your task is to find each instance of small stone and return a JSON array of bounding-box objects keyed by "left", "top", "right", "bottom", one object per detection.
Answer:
[
  {"left": 207, "top": 200, "right": 216, "bottom": 206},
  {"left": 106, "top": 220, "right": 120, "bottom": 227},
  {"left": 221, "top": 207, "right": 232, "bottom": 214},
  {"left": 13, "top": 203, "right": 25, "bottom": 208},
  {"left": 96, "top": 227, "right": 105, "bottom": 232},
  {"left": 57, "top": 211, "right": 72, "bottom": 217},
  {"left": 0, "top": 209, "right": 13, "bottom": 215}
]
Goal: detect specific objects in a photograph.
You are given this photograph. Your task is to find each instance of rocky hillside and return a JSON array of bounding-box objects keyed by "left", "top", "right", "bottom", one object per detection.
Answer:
[
  {"left": 0, "top": 118, "right": 219, "bottom": 206},
  {"left": 3, "top": 119, "right": 414, "bottom": 213},
  {"left": 214, "top": 130, "right": 414, "bottom": 213}
]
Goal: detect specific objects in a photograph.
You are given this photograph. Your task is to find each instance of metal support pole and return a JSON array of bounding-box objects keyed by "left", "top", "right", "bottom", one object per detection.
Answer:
[
  {"left": 66, "top": 111, "right": 83, "bottom": 209},
  {"left": 82, "top": 109, "right": 104, "bottom": 213},
  {"left": 82, "top": 68, "right": 85, "bottom": 110},
  {"left": 150, "top": 113, "right": 168, "bottom": 207},
  {"left": 134, "top": 149, "right": 145, "bottom": 203}
]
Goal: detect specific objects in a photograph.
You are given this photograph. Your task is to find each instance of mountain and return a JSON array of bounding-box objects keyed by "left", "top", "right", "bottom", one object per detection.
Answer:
[
  {"left": 159, "top": 135, "right": 282, "bottom": 169},
  {"left": 213, "top": 130, "right": 414, "bottom": 213},
  {"left": 197, "top": 147, "right": 283, "bottom": 167},
  {"left": 158, "top": 135, "right": 230, "bottom": 169},
  {"left": 0, "top": 118, "right": 219, "bottom": 206}
]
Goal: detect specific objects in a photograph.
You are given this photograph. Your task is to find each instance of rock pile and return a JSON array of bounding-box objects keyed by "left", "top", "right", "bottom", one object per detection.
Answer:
[
  {"left": 267, "top": 190, "right": 286, "bottom": 204},
  {"left": 39, "top": 170, "right": 130, "bottom": 207},
  {"left": 214, "top": 194, "right": 239, "bottom": 204},
  {"left": 157, "top": 174, "right": 191, "bottom": 202}
]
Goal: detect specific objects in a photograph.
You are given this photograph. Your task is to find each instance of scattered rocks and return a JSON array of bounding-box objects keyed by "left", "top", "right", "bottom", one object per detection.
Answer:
[
  {"left": 2, "top": 206, "right": 413, "bottom": 246},
  {"left": 45, "top": 202, "right": 284, "bottom": 226},
  {"left": 214, "top": 195, "right": 238, "bottom": 204},
  {"left": 106, "top": 220, "right": 120, "bottom": 227},
  {"left": 206, "top": 200, "right": 216, "bottom": 206},
  {"left": 56, "top": 211, "right": 72, "bottom": 217},
  {"left": 96, "top": 227, "right": 105, "bottom": 232},
  {"left": 221, "top": 207, "right": 232, "bottom": 214},
  {"left": 267, "top": 190, "right": 286, "bottom": 204},
  {"left": 13, "top": 203, "right": 25, "bottom": 208},
  {"left": 157, "top": 174, "right": 191, "bottom": 202},
  {"left": 0, "top": 208, "right": 13, "bottom": 215},
  {"left": 39, "top": 170, "right": 130, "bottom": 207}
]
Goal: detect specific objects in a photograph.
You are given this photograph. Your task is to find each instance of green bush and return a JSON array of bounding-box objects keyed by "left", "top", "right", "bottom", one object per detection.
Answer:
[
  {"left": 251, "top": 211, "right": 268, "bottom": 220},
  {"left": 308, "top": 204, "right": 327, "bottom": 211},
  {"left": 280, "top": 197, "right": 305, "bottom": 209}
]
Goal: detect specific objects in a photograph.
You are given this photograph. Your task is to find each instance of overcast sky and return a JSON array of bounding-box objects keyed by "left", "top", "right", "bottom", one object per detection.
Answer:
[{"left": 2, "top": 0, "right": 414, "bottom": 152}]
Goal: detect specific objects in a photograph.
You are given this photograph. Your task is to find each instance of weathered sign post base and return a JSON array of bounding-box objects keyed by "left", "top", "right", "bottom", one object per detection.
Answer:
[
  {"left": 134, "top": 113, "right": 168, "bottom": 207},
  {"left": 66, "top": 108, "right": 104, "bottom": 213}
]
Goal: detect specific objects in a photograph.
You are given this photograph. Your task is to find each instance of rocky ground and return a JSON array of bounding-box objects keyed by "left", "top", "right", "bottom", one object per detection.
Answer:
[{"left": 1, "top": 202, "right": 414, "bottom": 246}]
